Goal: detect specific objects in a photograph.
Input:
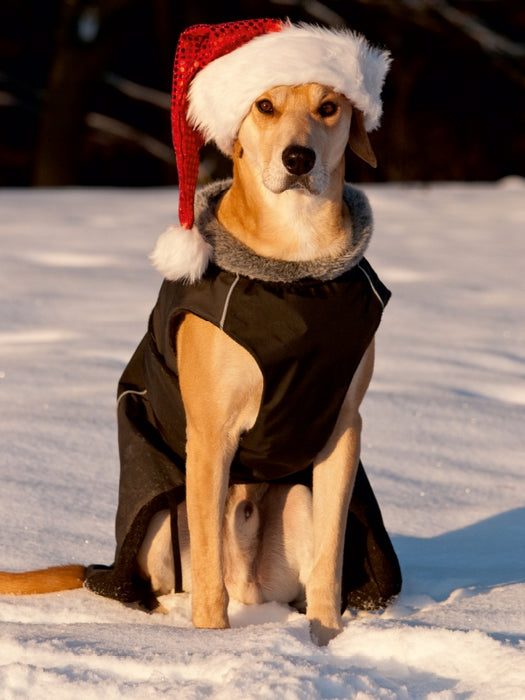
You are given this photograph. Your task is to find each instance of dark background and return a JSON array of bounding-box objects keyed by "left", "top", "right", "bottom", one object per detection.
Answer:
[{"left": 1, "top": 0, "right": 523, "bottom": 186}]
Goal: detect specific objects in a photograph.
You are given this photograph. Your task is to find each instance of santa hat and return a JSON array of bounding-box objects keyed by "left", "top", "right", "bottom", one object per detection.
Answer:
[{"left": 151, "top": 19, "right": 391, "bottom": 283}]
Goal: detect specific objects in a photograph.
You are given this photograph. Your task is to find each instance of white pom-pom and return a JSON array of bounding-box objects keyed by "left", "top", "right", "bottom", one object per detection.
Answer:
[{"left": 150, "top": 224, "right": 213, "bottom": 283}]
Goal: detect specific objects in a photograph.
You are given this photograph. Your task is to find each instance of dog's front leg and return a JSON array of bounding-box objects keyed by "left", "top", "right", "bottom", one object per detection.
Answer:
[
  {"left": 307, "top": 340, "right": 375, "bottom": 645},
  {"left": 177, "top": 314, "right": 262, "bottom": 629},
  {"left": 184, "top": 425, "right": 235, "bottom": 628}
]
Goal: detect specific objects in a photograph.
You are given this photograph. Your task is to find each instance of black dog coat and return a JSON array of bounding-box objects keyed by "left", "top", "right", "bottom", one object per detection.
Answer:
[{"left": 85, "top": 181, "right": 402, "bottom": 610}]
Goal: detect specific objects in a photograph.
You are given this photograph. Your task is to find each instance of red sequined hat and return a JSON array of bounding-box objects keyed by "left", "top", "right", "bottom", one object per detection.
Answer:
[
  {"left": 173, "top": 19, "right": 282, "bottom": 231},
  {"left": 151, "top": 19, "right": 390, "bottom": 283}
]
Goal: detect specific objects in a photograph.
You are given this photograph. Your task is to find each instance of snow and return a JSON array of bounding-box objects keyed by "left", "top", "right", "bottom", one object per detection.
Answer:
[{"left": 1, "top": 180, "right": 524, "bottom": 698}]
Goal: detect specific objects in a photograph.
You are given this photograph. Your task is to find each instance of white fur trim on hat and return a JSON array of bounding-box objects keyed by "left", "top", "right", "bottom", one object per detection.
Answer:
[
  {"left": 188, "top": 22, "right": 391, "bottom": 155},
  {"left": 150, "top": 224, "right": 213, "bottom": 283}
]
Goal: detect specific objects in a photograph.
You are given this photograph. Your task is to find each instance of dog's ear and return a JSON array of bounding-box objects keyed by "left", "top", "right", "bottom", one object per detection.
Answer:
[
  {"left": 232, "top": 139, "right": 244, "bottom": 160},
  {"left": 348, "top": 109, "right": 377, "bottom": 168}
]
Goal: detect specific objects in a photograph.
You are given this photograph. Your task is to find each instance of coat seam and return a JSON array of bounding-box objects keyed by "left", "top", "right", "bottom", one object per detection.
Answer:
[
  {"left": 219, "top": 273, "right": 241, "bottom": 330},
  {"left": 117, "top": 388, "right": 148, "bottom": 412},
  {"left": 358, "top": 263, "right": 386, "bottom": 309}
]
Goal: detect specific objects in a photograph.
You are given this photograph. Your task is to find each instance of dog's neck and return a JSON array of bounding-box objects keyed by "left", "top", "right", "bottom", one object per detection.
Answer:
[
  {"left": 217, "top": 161, "right": 352, "bottom": 262},
  {"left": 193, "top": 179, "right": 373, "bottom": 283}
]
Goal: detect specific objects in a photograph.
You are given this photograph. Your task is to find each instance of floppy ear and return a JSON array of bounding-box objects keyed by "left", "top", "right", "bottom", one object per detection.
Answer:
[{"left": 348, "top": 109, "right": 377, "bottom": 168}]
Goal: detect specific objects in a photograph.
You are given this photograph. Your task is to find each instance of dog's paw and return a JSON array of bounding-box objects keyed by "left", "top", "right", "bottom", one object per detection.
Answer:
[
  {"left": 192, "top": 612, "right": 230, "bottom": 630},
  {"left": 192, "top": 592, "right": 230, "bottom": 630},
  {"left": 309, "top": 617, "right": 343, "bottom": 646}
]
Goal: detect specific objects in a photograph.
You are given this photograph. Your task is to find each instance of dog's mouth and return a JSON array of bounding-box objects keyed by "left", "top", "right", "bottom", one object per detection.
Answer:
[
  {"left": 263, "top": 171, "right": 321, "bottom": 196},
  {"left": 283, "top": 174, "right": 316, "bottom": 193}
]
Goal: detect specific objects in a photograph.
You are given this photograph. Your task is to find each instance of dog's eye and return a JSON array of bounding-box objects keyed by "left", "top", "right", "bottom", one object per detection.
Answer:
[
  {"left": 256, "top": 99, "right": 274, "bottom": 115},
  {"left": 318, "top": 101, "right": 338, "bottom": 118}
]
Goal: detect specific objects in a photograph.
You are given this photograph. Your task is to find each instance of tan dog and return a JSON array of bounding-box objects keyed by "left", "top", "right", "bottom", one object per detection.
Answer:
[
  {"left": 140, "top": 83, "right": 377, "bottom": 644},
  {"left": 0, "top": 84, "right": 377, "bottom": 646},
  {"left": 1, "top": 20, "right": 403, "bottom": 646}
]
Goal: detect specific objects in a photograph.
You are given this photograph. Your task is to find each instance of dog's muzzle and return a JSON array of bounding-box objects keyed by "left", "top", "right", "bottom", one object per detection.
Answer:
[
  {"left": 263, "top": 145, "right": 323, "bottom": 194},
  {"left": 282, "top": 146, "right": 316, "bottom": 176}
]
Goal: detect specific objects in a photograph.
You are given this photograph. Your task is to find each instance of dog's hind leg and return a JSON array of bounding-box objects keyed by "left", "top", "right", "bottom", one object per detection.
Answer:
[
  {"left": 136, "top": 509, "right": 175, "bottom": 597},
  {"left": 222, "top": 484, "right": 267, "bottom": 605}
]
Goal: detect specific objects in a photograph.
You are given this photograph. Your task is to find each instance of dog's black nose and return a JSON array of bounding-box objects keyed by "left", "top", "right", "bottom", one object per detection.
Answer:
[{"left": 282, "top": 146, "right": 316, "bottom": 176}]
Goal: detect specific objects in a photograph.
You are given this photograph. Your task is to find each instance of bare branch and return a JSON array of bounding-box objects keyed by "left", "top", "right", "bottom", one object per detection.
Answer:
[
  {"left": 86, "top": 113, "right": 173, "bottom": 163},
  {"left": 421, "top": 0, "right": 525, "bottom": 58},
  {"left": 105, "top": 73, "right": 171, "bottom": 111}
]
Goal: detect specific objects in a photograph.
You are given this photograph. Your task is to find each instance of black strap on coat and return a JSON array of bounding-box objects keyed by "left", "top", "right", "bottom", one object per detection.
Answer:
[{"left": 167, "top": 490, "right": 184, "bottom": 593}]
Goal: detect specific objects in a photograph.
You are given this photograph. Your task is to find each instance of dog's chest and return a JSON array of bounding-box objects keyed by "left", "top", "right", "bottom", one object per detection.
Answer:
[{"left": 149, "top": 261, "right": 389, "bottom": 481}]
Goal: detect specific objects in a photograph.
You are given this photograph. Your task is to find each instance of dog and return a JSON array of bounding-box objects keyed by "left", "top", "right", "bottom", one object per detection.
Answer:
[
  {"left": 0, "top": 83, "right": 396, "bottom": 644},
  {"left": 164, "top": 84, "right": 378, "bottom": 644},
  {"left": 0, "top": 22, "right": 402, "bottom": 646}
]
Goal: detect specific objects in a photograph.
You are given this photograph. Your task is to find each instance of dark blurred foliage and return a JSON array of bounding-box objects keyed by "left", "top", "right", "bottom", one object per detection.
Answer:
[{"left": 0, "top": 0, "right": 523, "bottom": 186}]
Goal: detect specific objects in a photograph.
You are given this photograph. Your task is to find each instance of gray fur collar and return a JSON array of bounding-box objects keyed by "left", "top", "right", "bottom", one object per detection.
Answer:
[{"left": 194, "top": 179, "right": 373, "bottom": 283}]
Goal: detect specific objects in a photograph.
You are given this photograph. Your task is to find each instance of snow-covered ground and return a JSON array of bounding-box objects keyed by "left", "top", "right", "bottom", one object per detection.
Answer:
[{"left": 0, "top": 181, "right": 524, "bottom": 699}]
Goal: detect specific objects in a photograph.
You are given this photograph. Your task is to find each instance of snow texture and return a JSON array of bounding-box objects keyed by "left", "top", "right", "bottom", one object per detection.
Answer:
[{"left": 1, "top": 180, "right": 524, "bottom": 699}]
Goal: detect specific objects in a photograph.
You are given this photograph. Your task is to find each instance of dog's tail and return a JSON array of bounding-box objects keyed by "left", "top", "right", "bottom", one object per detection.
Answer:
[{"left": 0, "top": 565, "right": 86, "bottom": 595}]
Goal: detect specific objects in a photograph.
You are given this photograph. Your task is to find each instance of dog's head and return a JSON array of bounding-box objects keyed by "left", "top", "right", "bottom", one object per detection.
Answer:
[{"left": 233, "top": 83, "right": 377, "bottom": 196}]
